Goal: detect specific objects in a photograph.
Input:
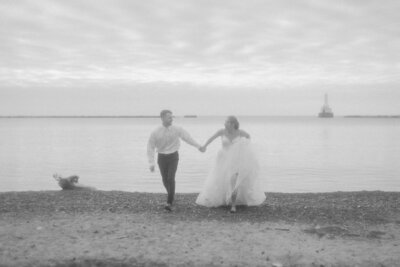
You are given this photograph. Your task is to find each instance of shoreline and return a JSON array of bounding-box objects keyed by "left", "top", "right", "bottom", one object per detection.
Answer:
[
  {"left": 2, "top": 190, "right": 399, "bottom": 224},
  {"left": 1, "top": 190, "right": 400, "bottom": 266}
]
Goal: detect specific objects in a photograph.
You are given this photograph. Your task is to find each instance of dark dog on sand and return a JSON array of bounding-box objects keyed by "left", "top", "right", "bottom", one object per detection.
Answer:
[{"left": 53, "top": 173, "right": 95, "bottom": 190}]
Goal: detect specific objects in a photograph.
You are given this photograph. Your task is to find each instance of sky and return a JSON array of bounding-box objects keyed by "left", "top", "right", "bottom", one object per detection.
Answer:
[{"left": 0, "top": 0, "right": 399, "bottom": 116}]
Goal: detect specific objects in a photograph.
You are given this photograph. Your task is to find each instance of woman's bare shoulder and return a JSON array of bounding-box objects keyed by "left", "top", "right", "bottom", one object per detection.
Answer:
[{"left": 239, "top": 129, "right": 250, "bottom": 138}]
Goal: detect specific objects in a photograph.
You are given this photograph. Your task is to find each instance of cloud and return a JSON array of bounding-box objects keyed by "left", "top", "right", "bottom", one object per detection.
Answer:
[{"left": 0, "top": 0, "right": 399, "bottom": 90}]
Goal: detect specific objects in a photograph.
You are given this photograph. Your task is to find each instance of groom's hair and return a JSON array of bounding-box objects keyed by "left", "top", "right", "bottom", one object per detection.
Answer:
[{"left": 160, "top": 109, "right": 172, "bottom": 118}]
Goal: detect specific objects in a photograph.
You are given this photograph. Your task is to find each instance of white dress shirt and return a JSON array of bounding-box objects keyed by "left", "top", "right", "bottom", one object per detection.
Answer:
[{"left": 147, "top": 125, "right": 201, "bottom": 166}]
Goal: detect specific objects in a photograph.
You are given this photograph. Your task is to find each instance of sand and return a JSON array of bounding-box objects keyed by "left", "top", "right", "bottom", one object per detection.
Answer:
[{"left": 1, "top": 190, "right": 400, "bottom": 266}]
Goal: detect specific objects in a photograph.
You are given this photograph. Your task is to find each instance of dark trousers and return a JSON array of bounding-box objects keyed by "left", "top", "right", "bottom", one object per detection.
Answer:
[{"left": 157, "top": 151, "right": 179, "bottom": 204}]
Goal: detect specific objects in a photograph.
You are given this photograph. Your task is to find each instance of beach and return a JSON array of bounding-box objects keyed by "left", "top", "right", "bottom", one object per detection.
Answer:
[{"left": 1, "top": 190, "right": 400, "bottom": 267}]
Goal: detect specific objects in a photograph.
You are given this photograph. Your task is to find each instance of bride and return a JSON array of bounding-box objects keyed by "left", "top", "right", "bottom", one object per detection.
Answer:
[{"left": 196, "top": 116, "right": 266, "bottom": 212}]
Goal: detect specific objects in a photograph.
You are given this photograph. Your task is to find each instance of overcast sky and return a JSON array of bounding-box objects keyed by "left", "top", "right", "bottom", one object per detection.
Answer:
[{"left": 0, "top": 0, "right": 399, "bottom": 116}]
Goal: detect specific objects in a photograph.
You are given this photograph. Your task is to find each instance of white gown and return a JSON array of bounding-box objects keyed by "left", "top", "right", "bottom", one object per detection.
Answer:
[{"left": 196, "top": 136, "right": 266, "bottom": 207}]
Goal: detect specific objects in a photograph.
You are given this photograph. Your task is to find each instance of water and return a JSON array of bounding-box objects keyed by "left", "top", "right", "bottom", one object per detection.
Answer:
[{"left": 1, "top": 116, "right": 399, "bottom": 193}]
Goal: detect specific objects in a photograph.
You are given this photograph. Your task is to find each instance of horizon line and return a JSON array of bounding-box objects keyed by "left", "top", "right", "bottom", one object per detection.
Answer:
[
  {"left": 1, "top": 114, "right": 399, "bottom": 119},
  {"left": 0, "top": 115, "right": 317, "bottom": 118}
]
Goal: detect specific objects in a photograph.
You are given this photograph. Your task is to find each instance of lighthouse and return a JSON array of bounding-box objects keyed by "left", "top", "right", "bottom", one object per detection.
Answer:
[{"left": 318, "top": 94, "right": 334, "bottom": 118}]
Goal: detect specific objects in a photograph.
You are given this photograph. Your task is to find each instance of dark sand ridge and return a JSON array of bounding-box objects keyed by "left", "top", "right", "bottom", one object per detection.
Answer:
[{"left": 1, "top": 191, "right": 400, "bottom": 266}]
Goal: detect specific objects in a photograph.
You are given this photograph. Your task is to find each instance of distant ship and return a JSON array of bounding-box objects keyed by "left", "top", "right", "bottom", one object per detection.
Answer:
[{"left": 318, "top": 94, "right": 334, "bottom": 118}]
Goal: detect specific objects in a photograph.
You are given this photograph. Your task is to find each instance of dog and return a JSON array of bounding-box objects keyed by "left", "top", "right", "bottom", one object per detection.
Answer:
[{"left": 53, "top": 173, "right": 95, "bottom": 190}]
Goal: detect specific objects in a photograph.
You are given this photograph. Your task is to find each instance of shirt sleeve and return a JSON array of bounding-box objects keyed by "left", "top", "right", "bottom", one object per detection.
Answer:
[
  {"left": 147, "top": 131, "right": 156, "bottom": 166},
  {"left": 178, "top": 127, "right": 201, "bottom": 149}
]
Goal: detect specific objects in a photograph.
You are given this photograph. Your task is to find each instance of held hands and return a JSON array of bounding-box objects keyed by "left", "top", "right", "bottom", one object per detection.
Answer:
[
  {"left": 199, "top": 146, "right": 206, "bottom": 153},
  {"left": 149, "top": 165, "right": 155, "bottom": 172}
]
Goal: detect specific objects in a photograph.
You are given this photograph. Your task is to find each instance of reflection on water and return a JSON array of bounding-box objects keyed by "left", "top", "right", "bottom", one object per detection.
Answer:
[{"left": 0, "top": 116, "right": 399, "bottom": 193}]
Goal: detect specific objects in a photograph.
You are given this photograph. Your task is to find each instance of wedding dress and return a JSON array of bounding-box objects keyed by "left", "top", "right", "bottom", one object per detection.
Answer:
[{"left": 196, "top": 136, "right": 266, "bottom": 207}]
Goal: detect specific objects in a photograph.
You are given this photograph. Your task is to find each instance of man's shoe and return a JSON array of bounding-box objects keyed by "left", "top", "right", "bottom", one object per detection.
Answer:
[{"left": 164, "top": 204, "right": 173, "bottom": 212}]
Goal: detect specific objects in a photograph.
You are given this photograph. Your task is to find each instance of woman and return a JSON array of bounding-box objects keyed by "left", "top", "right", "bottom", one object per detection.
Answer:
[{"left": 196, "top": 116, "right": 266, "bottom": 212}]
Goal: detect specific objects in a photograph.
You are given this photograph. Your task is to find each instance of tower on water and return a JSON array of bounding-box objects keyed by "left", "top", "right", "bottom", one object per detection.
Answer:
[{"left": 318, "top": 94, "right": 334, "bottom": 118}]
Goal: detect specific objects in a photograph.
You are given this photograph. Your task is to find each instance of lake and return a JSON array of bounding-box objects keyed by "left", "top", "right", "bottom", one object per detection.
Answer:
[{"left": 1, "top": 116, "right": 399, "bottom": 193}]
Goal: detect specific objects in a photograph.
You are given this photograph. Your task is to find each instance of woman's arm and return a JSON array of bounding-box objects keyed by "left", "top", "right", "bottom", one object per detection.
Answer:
[
  {"left": 202, "top": 129, "right": 224, "bottom": 149},
  {"left": 239, "top": 129, "right": 251, "bottom": 139}
]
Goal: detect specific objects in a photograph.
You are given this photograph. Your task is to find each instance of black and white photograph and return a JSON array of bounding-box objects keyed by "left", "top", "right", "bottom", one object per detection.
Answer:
[{"left": 1, "top": 0, "right": 399, "bottom": 266}]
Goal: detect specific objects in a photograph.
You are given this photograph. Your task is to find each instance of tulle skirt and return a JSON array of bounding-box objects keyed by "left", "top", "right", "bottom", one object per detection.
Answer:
[{"left": 196, "top": 138, "right": 266, "bottom": 207}]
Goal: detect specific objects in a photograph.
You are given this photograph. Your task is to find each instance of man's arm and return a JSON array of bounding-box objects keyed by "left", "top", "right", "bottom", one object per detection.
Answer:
[
  {"left": 147, "top": 132, "right": 156, "bottom": 172},
  {"left": 178, "top": 127, "right": 201, "bottom": 149}
]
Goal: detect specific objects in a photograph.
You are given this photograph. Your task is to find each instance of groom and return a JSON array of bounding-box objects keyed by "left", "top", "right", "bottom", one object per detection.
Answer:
[{"left": 147, "top": 110, "right": 203, "bottom": 211}]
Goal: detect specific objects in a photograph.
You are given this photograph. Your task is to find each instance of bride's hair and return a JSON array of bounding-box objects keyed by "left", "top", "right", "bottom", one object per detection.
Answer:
[{"left": 227, "top": 116, "right": 239, "bottom": 130}]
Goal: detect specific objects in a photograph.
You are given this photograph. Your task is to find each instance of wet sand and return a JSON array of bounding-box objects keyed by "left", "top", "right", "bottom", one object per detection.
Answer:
[{"left": 1, "top": 191, "right": 400, "bottom": 266}]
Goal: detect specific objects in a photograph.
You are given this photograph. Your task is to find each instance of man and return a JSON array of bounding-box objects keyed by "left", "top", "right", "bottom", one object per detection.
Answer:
[{"left": 147, "top": 110, "right": 203, "bottom": 211}]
